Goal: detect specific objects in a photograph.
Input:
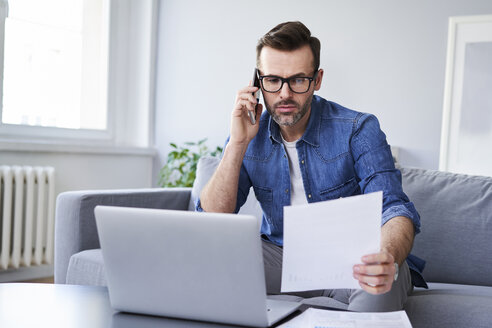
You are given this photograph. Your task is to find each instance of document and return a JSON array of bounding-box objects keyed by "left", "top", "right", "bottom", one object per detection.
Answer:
[
  {"left": 279, "top": 308, "right": 413, "bottom": 328},
  {"left": 281, "top": 192, "right": 382, "bottom": 292}
]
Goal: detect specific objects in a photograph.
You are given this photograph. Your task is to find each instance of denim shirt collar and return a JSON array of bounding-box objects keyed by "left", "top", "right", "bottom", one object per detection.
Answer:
[{"left": 268, "top": 95, "right": 321, "bottom": 147}]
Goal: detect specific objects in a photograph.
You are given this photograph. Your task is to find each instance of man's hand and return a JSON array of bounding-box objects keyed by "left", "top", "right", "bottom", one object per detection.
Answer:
[
  {"left": 353, "top": 251, "right": 396, "bottom": 295},
  {"left": 230, "top": 84, "right": 263, "bottom": 147}
]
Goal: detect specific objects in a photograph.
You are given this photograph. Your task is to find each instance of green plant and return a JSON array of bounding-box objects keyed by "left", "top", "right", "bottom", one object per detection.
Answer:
[{"left": 158, "top": 138, "right": 222, "bottom": 187}]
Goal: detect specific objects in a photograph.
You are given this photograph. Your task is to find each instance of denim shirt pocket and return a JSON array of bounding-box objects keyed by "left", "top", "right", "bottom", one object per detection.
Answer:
[
  {"left": 319, "top": 177, "right": 360, "bottom": 200},
  {"left": 253, "top": 185, "right": 273, "bottom": 222}
]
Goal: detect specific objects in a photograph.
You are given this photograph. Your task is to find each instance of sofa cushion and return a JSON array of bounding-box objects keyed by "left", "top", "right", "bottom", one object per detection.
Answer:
[
  {"left": 405, "top": 283, "right": 492, "bottom": 327},
  {"left": 188, "top": 156, "right": 220, "bottom": 211},
  {"left": 190, "top": 156, "right": 263, "bottom": 220},
  {"left": 66, "top": 249, "right": 106, "bottom": 286},
  {"left": 400, "top": 167, "right": 492, "bottom": 286}
]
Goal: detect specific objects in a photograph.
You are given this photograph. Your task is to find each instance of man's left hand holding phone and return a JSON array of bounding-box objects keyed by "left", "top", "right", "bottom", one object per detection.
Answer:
[{"left": 229, "top": 68, "right": 263, "bottom": 147}]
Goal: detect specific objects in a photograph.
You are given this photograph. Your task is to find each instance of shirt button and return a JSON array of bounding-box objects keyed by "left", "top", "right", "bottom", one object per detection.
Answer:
[
  {"left": 285, "top": 189, "right": 289, "bottom": 193},
  {"left": 308, "top": 194, "right": 312, "bottom": 198},
  {"left": 301, "top": 160, "right": 305, "bottom": 164}
]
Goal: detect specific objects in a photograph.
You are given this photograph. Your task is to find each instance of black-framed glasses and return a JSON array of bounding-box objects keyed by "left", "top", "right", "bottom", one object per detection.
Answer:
[{"left": 258, "top": 70, "right": 319, "bottom": 94}]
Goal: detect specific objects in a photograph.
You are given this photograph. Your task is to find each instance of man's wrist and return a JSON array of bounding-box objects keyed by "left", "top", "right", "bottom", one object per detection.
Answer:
[
  {"left": 225, "top": 141, "right": 249, "bottom": 157},
  {"left": 219, "top": 142, "right": 249, "bottom": 173}
]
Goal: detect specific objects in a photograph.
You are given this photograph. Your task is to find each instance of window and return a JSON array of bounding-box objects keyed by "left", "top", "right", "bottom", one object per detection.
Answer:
[
  {"left": 1, "top": 0, "right": 109, "bottom": 133},
  {"left": 0, "top": 0, "right": 157, "bottom": 148}
]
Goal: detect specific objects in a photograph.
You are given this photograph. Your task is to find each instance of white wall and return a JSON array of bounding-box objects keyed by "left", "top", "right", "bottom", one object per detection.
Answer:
[{"left": 153, "top": 0, "right": 492, "bottom": 183}]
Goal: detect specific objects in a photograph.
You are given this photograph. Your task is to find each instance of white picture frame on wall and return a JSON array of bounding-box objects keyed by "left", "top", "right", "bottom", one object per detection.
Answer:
[{"left": 439, "top": 15, "right": 492, "bottom": 177}]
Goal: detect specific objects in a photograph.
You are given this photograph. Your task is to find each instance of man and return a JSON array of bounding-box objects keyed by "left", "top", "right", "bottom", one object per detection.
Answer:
[{"left": 198, "top": 21, "right": 425, "bottom": 312}]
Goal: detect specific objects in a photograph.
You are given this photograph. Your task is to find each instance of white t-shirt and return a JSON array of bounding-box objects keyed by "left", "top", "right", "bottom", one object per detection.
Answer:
[{"left": 281, "top": 136, "right": 308, "bottom": 206}]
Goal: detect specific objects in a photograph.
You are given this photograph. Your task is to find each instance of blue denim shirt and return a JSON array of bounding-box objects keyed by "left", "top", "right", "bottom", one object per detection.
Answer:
[{"left": 197, "top": 95, "right": 427, "bottom": 287}]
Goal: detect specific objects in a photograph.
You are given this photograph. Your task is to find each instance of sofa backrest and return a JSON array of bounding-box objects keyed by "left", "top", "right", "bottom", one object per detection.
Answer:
[{"left": 401, "top": 167, "right": 492, "bottom": 286}]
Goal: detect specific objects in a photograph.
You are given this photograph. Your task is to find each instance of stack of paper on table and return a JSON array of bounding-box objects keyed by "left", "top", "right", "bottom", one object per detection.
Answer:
[{"left": 279, "top": 308, "right": 413, "bottom": 328}]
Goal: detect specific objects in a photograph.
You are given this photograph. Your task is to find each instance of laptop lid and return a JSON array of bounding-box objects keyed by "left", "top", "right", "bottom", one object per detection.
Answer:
[{"left": 95, "top": 206, "right": 298, "bottom": 327}]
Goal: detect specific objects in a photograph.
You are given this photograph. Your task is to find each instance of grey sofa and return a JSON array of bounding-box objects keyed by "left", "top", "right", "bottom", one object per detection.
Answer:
[{"left": 54, "top": 157, "right": 492, "bottom": 327}]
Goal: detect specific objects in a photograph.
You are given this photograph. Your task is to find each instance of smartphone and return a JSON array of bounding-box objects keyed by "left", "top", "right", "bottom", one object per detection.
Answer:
[{"left": 249, "top": 68, "right": 260, "bottom": 125}]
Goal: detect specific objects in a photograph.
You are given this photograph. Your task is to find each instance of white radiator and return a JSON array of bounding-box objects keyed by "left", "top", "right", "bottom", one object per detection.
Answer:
[{"left": 0, "top": 166, "right": 55, "bottom": 271}]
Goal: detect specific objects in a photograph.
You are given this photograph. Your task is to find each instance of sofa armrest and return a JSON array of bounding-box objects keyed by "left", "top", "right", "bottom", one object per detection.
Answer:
[{"left": 54, "top": 188, "right": 191, "bottom": 284}]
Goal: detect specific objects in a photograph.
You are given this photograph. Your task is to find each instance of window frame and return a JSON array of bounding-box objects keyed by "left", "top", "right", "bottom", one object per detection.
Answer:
[{"left": 0, "top": 0, "right": 158, "bottom": 150}]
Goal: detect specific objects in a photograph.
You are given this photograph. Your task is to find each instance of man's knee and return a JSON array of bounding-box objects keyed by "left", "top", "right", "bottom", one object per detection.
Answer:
[{"left": 348, "top": 290, "right": 404, "bottom": 312}]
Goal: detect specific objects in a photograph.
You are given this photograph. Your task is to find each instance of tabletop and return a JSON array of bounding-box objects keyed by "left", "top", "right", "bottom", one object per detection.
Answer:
[{"left": 0, "top": 283, "right": 279, "bottom": 328}]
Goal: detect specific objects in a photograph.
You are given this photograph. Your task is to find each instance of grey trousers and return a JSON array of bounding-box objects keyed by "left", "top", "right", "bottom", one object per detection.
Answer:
[{"left": 262, "top": 239, "right": 413, "bottom": 312}]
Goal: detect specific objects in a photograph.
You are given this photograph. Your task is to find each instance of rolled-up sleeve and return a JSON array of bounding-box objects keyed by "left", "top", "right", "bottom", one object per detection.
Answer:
[{"left": 350, "top": 113, "right": 421, "bottom": 234}]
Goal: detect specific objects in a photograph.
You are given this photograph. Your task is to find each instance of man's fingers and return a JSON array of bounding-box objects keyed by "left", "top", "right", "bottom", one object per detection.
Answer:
[
  {"left": 354, "top": 272, "right": 392, "bottom": 286},
  {"left": 353, "top": 260, "right": 396, "bottom": 295},
  {"left": 358, "top": 280, "right": 392, "bottom": 295},
  {"left": 236, "top": 91, "right": 258, "bottom": 104},
  {"left": 354, "top": 262, "right": 394, "bottom": 276},
  {"left": 361, "top": 251, "right": 394, "bottom": 264},
  {"left": 354, "top": 268, "right": 394, "bottom": 295},
  {"left": 234, "top": 99, "right": 256, "bottom": 114},
  {"left": 234, "top": 86, "right": 260, "bottom": 118},
  {"left": 237, "top": 86, "right": 260, "bottom": 97}
]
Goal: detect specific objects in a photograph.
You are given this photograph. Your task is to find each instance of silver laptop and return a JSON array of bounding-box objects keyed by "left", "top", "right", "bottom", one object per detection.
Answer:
[{"left": 95, "top": 205, "right": 301, "bottom": 327}]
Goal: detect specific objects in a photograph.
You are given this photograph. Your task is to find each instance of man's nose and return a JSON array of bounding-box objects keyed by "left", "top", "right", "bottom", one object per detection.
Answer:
[{"left": 279, "top": 81, "right": 292, "bottom": 98}]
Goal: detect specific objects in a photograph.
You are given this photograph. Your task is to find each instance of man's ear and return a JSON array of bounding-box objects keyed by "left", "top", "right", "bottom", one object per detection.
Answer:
[{"left": 314, "top": 69, "right": 324, "bottom": 91}]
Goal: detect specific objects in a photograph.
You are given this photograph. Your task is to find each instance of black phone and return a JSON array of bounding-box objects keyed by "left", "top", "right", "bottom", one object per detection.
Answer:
[{"left": 249, "top": 68, "right": 260, "bottom": 125}]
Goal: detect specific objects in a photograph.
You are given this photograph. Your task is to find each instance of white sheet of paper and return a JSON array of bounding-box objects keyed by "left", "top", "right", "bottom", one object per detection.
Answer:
[
  {"left": 278, "top": 308, "right": 413, "bottom": 328},
  {"left": 281, "top": 191, "right": 382, "bottom": 292}
]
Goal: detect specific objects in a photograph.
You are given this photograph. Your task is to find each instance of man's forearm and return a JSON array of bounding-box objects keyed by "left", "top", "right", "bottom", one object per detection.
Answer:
[
  {"left": 381, "top": 216, "right": 415, "bottom": 265},
  {"left": 199, "top": 142, "right": 248, "bottom": 213}
]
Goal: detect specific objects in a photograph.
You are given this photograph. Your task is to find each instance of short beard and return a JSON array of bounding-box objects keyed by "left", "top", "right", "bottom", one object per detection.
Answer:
[{"left": 265, "top": 93, "right": 313, "bottom": 127}]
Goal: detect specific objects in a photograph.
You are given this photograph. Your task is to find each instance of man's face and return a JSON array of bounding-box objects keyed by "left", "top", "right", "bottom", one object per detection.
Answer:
[{"left": 258, "top": 45, "right": 322, "bottom": 127}]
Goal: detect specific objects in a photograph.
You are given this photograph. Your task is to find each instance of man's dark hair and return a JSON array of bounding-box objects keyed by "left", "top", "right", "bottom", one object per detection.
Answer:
[{"left": 256, "top": 21, "right": 321, "bottom": 73}]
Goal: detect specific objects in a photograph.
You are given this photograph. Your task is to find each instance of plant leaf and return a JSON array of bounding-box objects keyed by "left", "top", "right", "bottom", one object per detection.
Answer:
[{"left": 159, "top": 139, "right": 222, "bottom": 187}]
